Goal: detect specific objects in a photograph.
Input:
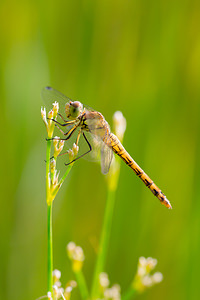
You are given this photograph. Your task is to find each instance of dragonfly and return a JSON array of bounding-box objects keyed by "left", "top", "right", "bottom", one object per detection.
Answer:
[{"left": 42, "top": 86, "right": 172, "bottom": 209}]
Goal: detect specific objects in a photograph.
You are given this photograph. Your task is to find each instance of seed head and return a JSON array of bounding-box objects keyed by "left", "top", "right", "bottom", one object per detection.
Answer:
[
  {"left": 113, "top": 111, "right": 126, "bottom": 142},
  {"left": 66, "top": 241, "right": 85, "bottom": 272},
  {"left": 104, "top": 284, "right": 121, "bottom": 300},
  {"left": 68, "top": 143, "right": 79, "bottom": 162},
  {"left": 52, "top": 269, "right": 61, "bottom": 282},
  {"left": 64, "top": 281, "right": 77, "bottom": 300},
  {"left": 41, "top": 107, "right": 48, "bottom": 127},
  {"left": 99, "top": 272, "right": 110, "bottom": 288},
  {"left": 52, "top": 101, "right": 59, "bottom": 118},
  {"left": 53, "top": 137, "right": 65, "bottom": 158},
  {"left": 132, "top": 257, "right": 163, "bottom": 292}
]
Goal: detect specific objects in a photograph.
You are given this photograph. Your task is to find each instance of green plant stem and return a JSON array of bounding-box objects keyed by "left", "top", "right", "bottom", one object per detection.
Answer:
[
  {"left": 122, "top": 287, "right": 136, "bottom": 300},
  {"left": 46, "top": 139, "right": 53, "bottom": 295},
  {"left": 75, "top": 270, "right": 89, "bottom": 300},
  {"left": 59, "top": 163, "right": 73, "bottom": 186},
  {"left": 91, "top": 188, "right": 116, "bottom": 299},
  {"left": 47, "top": 203, "right": 53, "bottom": 294}
]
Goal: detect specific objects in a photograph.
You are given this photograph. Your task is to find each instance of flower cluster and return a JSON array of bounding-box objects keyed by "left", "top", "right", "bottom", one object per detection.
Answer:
[
  {"left": 68, "top": 143, "right": 79, "bottom": 162},
  {"left": 99, "top": 272, "right": 121, "bottom": 300},
  {"left": 52, "top": 269, "right": 77, "bottom": 300},
  {"left": 132, "top": 257, "right": 163, "bottom": 292},
  {"left": 107, "top": 111, "right": 127, "bottom": 191},
  {"left": 41, "top": 103, "right": 79, "bottom": 205},
  {"left": 113, "top": 111, "right": 127, "bottom": 142},
  {"left": 41, "top": 102, "right": 59, "bottom": 138},
  {"left": 67, "top": 242, "right": 85, "bottom": 272}
]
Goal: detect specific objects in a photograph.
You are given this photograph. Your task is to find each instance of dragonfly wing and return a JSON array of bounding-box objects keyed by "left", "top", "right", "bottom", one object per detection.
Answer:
[
  {"left": 41, "top": 86, "right": 73, "bottom": 112},
  {"left": 41, "top": 86, "right": 95, "bottom": 115},
  {"left": 101, "top": 143, "right": 113, "bottom": 174}
]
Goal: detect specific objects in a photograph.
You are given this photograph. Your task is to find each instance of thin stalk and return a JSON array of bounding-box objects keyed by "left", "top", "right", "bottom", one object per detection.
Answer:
[
  {"left": 46, "top": 139, "right": 53, "bottom": 294},
  {"left": 59, "top": 164, "right": 73, "bottom": 186},
  {"left": 91, "top": 188, "right": 116, "bottom": 298},
  {"left": 75, "top": 270, "right": 89, "bottom": 300},
  {"left": 47, "top": 203, "right": 53, "bottom": 294},
  {"left": 122, "top": 287, "right": 136, "bottom": 300}
]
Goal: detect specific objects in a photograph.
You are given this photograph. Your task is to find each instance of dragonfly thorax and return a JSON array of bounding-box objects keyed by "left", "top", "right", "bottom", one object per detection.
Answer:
[{"left": 65, "top": 101, "right": 83, "bottom": 120}]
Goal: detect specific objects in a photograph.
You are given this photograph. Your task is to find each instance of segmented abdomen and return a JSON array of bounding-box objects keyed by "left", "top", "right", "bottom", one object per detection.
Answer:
[{"left": 108, "top": 133, "right": 172, "bottom": 209}]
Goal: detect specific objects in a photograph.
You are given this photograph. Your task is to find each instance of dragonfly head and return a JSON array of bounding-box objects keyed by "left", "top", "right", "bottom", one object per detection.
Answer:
[{"left": 65, "top": 101, "right": 83, "bottom": 119}]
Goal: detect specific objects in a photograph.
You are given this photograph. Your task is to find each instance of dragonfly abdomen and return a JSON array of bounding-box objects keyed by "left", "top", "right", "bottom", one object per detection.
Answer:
[{"left": 109, "top": 133, "right": 172, "bottom": 209}]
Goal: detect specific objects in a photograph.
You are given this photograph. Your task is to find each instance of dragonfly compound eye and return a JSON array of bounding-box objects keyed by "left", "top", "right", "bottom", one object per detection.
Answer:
[{"left": 65, "top": 101, "right": 83, "bottom": 119}]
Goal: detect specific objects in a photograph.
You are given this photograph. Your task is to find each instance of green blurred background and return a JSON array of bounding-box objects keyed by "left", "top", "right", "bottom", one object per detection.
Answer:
[{"left": 0, "top": 0, "right": 200, "bottom": 299}]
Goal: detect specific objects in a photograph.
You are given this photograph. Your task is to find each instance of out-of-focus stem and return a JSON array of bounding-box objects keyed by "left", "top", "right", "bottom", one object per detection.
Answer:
[
  {"left": 122, "top": 287, "right": 136, "bottom": 300},
  {"left": 74, "top": 270, "right": 89, "bottom": 300},
  {"left": 91, "top": 188, "right": 116, "bottom": 298}
]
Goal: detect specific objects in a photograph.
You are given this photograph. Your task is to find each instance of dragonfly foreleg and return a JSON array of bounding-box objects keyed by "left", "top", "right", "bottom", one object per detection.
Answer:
[
  {"left": 56, "top": 129, "right": 82, "bottom": 159},
  {"left": 47, "top": 117, "right": 76, "bottom": 127},
  {"left": 58, "top": 112, "right": 68, "bottom": 122},
  {"left": 65, "top": 132, "right": 92, "bottom": 166},
  {"left": 46, "top": 124, "right": 78, "bottom": 141}
]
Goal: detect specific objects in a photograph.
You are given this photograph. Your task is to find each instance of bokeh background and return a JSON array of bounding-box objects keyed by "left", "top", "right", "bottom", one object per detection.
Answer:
[{"left": 0, "top": 0, "right": 200, "bottom": 299}]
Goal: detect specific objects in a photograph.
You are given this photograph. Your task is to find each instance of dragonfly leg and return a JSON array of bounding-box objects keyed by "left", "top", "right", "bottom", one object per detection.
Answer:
[
  {"left": 58, "top": 112, "right": 68, "bottom": 122},
  {"left": 65, "top": 132, "right": 92, "bottom": 166},
  {"left": 47, "top": 117, "right": 76, "bottom": 127},
  {"left": 54, "top": 124, "right": 66, "bottom": 135},
  {"left": 55, "top": 129, "right": 82, "bottom": 159},
  {"left": 46, "top": 124, "right": 78, "bottom": 141}
]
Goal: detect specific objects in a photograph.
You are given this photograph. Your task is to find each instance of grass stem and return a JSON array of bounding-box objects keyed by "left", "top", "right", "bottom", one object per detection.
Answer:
[
  {"left": 91, "top": 188, "right": 116, "bottom": 298},
  {"left": 75, "top": 270, "right": 89, "bottom": 300},
  {"left": 47, "top": 203, "right": 53, "bottom": 294},
  {"left": 46, "top": 139, "right": 53, "bottom": 294},
  {"left": 121, "top": 287, "right": 136, "bottom": 300}
]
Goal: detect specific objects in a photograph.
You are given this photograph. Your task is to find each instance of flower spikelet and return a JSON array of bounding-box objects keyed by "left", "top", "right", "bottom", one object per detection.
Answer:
[
  {"left": 132, "top": 257, "right": 163, "bottom": 292},
  {"left": 67, "top": 242, "right": 85, "bottom": 272}
]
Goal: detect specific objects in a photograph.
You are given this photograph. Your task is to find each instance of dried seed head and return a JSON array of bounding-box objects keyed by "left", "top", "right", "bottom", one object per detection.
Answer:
[
  {"left": 68, "top": 143, "right": 79, "bottom": 162},
  {"left": 53, "top": 137, "right": 65, "bottom": 157},
  {"left": 52, "top": 101, "right": 59, "bottom": 118},
  {"left": 41, "top": 107, "right": 48, "bottom": 127},
  {"left": 50, "top": 159, "right": 56, "bottom": 173}
]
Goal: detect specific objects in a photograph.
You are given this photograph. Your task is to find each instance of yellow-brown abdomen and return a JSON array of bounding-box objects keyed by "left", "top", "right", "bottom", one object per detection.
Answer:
[{"left": 108, "top": 133, "right": 172, "bottom": 209}]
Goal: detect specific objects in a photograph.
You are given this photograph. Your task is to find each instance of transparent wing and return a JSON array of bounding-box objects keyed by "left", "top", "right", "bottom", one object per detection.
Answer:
[
  {"left": 81, "top": 131, "right": 113, "bottom": 174},
  {"left": 101, "top": 142, "right": 113, "bottom": 174},
  {"left": 41, "top": 86, "right": 95, "bottom": 115},
  {"left": 82, "top": 110, "right": 113, "bottom": 173},
  {"left": 41, "top": 86, "right": 73, "bottom": 113}
]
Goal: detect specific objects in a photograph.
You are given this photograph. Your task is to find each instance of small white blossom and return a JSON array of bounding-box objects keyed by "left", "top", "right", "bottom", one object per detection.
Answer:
[
  {"left": 113, "top": 111, "right": 126, "bottom": 142},
  {"left": 104, "top": 284, "right": 121, "bottom": 300},
  {"left": 41, "top": 107, "right": 48, "bottom": 127},
  {"left": 68, "top": 143, "right": 79, "bottom": 162},
  {"left": 99, "top": 272, "right": 110, "bottom": 288},
  {"left": 152, "top": 272, "right": 163, "bottom": 283},
  {"left": 133, "top": 257, "right": 163, "bottom": 292},
  {"left": 53, "top": 137, "right": 65, "bottom": 157},
  {"left": 52, "top": 268, "right": 61, "bottom": 281},
  {"left": 52, "top": 101, "right": 59, "bottom": 118},
  {"left": 66, "top": 242, "right": 85, "bottom": 272}
]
